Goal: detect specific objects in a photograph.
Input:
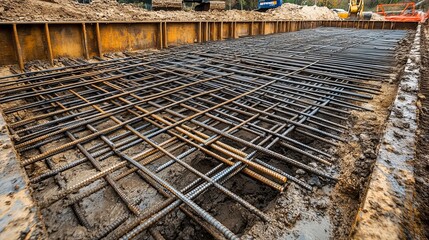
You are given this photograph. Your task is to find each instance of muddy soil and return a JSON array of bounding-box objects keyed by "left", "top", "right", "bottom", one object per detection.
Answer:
[
  {"left": 18, "top": 112, "right": 207, "bottom": 239},
  {"left": 0, "top": 0, "right": 340, "bottom": 22},
  {"left": 155, "top": 157, "right": 279, "bottom": 240},
  {"left": 243, "top": 80, "right": 398, "bottom": 239},
  {"left": 0, "top": 58, "right": 70, "bottom": 76},
  {"left": 329, "top": 32, "right": 414, "bottom": 239},
  {"left": 240, "top": 32, "right": 414, "bottom": 239},
  {"left": 0, "top": 55, "right": 278, "bottom": 240},
  {"left": 415, "top": 23, "right": 429, "bottom": 239},
  {"left": 329, "top": 82, "right": 399, "bottom": 239},
  {"left": 0, "top": 67, "right": 13, "bottom": 78},
  {"left": 329, "top": 34, "right": 413, "bottom": 239}
]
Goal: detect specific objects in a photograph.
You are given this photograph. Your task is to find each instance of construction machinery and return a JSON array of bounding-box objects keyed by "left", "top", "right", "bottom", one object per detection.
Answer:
[
  {"left": 347, "top": 0, "right": 364, "bottom": 19},
  {"left": 257, "top": 0, "right": 283, "bottom": 11},
  {"left": 333, "top": 0, "right": 371, "bottom": 19},
  {"left": 332, "top": 8, "right": 349, "bottom": 19}
]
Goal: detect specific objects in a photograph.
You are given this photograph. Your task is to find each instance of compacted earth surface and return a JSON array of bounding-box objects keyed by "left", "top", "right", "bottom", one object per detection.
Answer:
[{"left": 415, "top": 23, "right": 429, "bottom": 239}]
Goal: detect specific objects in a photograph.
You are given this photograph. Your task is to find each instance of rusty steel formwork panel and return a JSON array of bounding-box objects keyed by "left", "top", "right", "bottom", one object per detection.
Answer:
[{"left": 0, "top": 20, "right": 418, "bottom": 70}]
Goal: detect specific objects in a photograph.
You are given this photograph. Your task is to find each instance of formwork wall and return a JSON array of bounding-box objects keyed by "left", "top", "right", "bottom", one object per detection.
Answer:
[{"left": 0, "top": 20, "right": 417, "bottom": 70}]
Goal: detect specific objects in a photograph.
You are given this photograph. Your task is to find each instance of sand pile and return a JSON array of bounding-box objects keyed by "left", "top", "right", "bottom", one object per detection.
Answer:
[
  {"left": 0, "top": 0, "right": 149, "bottom": 21},
  {"left": 0, "top": 0, "right": 340, "bottom": 22},
  {"left": 268, "top": 3, "right": 340, "bottom": 20},
  {"left": 370, "top": 13, "right": 385, "bottom": 21}
]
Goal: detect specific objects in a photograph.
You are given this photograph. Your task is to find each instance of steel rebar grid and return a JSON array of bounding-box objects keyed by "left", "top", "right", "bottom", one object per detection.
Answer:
[{"left": 0, "top": 28, "right": 408, "bottom": 239}]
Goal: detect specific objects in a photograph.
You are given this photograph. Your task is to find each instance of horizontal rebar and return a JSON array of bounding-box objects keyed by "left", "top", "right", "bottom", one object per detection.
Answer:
[{"left": 0, "top": 27, "right": 408, "bottom": 240}]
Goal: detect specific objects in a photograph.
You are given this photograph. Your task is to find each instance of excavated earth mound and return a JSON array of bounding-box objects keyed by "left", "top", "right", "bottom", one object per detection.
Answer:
[{"left": 0, "top": 0, "right": 340, "bottom": 22}]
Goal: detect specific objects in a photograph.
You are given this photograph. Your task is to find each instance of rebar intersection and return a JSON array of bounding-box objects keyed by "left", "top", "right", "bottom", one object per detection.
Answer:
[{"left": 0, "top": 28, "right": 407, "bottom": 239}]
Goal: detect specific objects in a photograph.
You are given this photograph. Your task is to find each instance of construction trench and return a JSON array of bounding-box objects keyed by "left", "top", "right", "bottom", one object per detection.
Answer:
[{"left": 0, "top": 21, "right": 428, "bottom": 240}]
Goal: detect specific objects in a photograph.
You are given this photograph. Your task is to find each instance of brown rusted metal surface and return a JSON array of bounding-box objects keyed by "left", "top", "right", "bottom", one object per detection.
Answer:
[{"left": 0, "top": 20, "right": 417, "bottom": 70}]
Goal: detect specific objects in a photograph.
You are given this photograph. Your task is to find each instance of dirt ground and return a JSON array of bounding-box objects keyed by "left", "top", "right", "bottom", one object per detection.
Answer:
[
  {"left": 0, "top": 0, "right": 340, "bottom": 22},
  {"left": 415, "top": 23, "right": 429, "bottom": 239},
  {"left": 329, "top": 82, "right": 400, "bottom": 238}
]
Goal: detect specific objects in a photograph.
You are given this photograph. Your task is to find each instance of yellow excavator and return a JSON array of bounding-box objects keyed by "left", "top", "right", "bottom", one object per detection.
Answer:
[
  {"left": 336, "top": 0, "right": 372, "bottom": 20},
  {"left": 348, "top": 0, "right": 364, "bottom": 19}
]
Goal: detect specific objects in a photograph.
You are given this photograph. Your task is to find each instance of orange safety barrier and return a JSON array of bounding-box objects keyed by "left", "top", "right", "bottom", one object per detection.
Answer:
[{"left": 376, "top": 2, "right": 428, "bottom": 22}]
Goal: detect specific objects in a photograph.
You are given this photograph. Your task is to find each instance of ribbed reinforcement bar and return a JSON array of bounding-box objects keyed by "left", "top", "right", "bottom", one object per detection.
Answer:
[{"left": 0, "top": 28, "right": 408, "bottom": 239}]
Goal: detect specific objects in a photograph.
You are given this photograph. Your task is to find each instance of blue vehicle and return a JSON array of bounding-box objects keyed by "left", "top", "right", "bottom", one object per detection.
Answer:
[{"left": 257, "top": 0, "right": 282, "bottom": 11}]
